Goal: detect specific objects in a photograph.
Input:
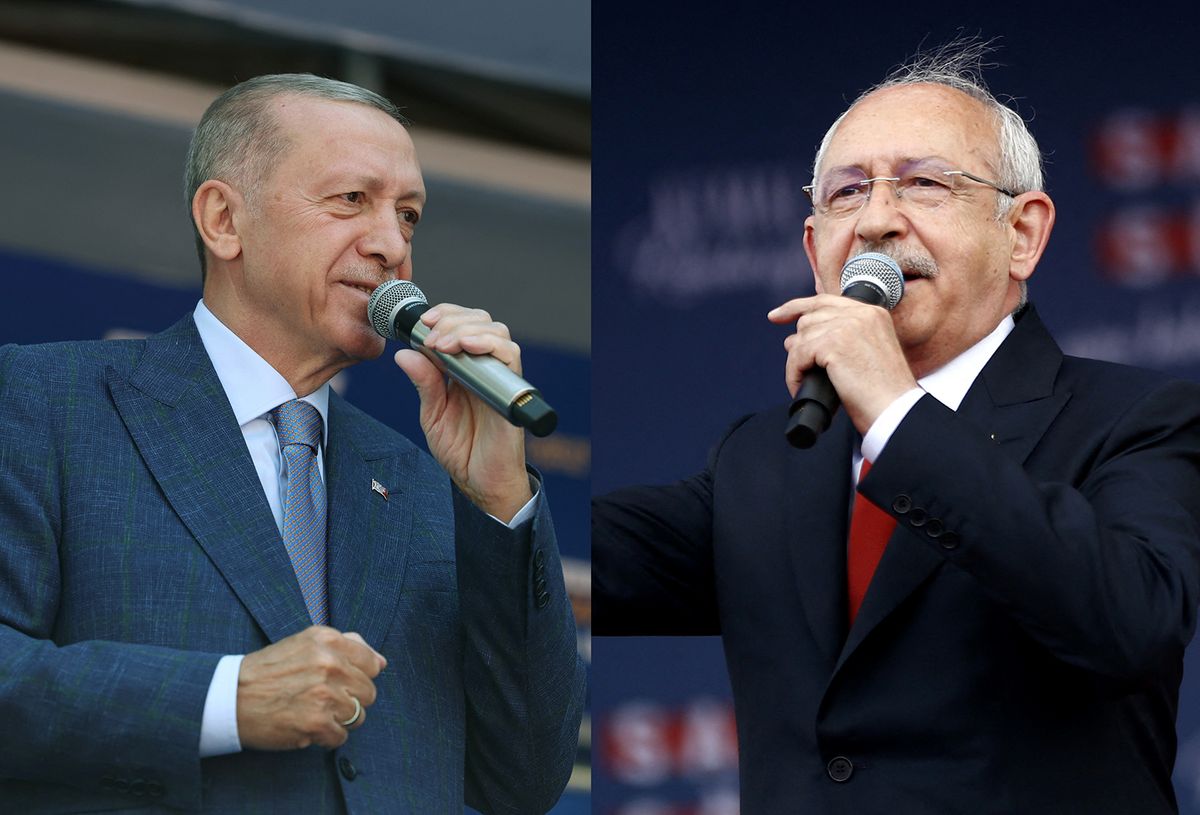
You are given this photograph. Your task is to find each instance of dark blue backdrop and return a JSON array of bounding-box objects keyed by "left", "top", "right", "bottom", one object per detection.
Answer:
[{"left": 592, "top": 4, "right": 1200, "bottom": 813}]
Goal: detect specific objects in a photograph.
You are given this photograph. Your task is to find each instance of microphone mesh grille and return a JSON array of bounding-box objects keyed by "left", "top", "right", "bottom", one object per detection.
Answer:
[
  {"left": 367, "top": 280, "right": 428, "bottom": 339},
  {"left": 839, "top": 252, "right": 904, "bottom": 310}
]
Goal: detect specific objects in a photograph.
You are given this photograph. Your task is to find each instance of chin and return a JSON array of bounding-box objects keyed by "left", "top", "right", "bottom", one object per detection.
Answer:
[{"left": 334, "top": 324, "right": 388, "bottom": 363}]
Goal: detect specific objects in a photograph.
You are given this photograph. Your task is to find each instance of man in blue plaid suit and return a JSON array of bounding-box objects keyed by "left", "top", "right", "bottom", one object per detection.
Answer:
[{"left": 0, "top": 74, "right": 584, "bottom": 813}]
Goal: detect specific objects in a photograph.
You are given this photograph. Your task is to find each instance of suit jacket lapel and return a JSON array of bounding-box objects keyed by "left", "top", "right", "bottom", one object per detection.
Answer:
[
  {"left": 785, "top": 412, "right": 856, "bottom": 667},
  {"left": 834, "top": 306, "right": 1070, "bottom": 669},
  {"left": 107, "top": 316, "right": 312, "bottom": 643},
  {"left": 324, "top": 393, "right": 413, "bottom": 648},
  {"left": 961, "top": 307, "right": 1070, "bottom": 466}
]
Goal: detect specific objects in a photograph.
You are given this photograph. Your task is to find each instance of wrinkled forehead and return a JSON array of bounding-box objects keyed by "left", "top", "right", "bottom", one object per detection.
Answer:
[{"left": 817, "top": 84, "right": 1000, "bottom": 177}]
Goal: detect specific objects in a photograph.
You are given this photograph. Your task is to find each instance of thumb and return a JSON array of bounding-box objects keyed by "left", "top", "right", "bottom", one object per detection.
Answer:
[{"left": 393, "top": 349, "right": 446, "bottom": 406}]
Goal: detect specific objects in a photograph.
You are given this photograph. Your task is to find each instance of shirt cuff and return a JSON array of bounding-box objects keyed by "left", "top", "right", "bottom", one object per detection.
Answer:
[
  {"left": 861, "top": 387, "right": 926, "bottom": 463},
  {"left": 198, "top": 654, "right": 244, "bottom": 758},
  {"left": 488, "top": 485, "right": 541, "bottom": 529}
]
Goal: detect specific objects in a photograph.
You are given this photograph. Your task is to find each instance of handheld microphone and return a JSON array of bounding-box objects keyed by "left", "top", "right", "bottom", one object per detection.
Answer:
[
  {"left": 367, "top": 280, "right": 558, "bottom": 437},
  {"left": 784, "top": 252, "right": 904, "bottom": 449}
]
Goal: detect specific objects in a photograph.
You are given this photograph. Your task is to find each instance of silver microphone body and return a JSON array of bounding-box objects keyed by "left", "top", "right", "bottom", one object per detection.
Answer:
[{"left": 367, "top": 280, "right": 557, "bottom": 437}]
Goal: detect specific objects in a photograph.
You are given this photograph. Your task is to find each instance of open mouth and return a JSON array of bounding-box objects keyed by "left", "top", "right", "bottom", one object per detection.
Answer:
[{"left": 341, "top": 281, "right": 377, "bottom": 296}]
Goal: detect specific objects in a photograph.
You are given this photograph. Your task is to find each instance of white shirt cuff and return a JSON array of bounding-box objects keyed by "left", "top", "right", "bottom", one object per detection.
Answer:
[
  {"left": 489, "top": 487, "right": 540, "bottom": 529},
  {"left": 861, "top": 387, "right": 926, "bottom": 463},
  {"left": 199, "top": 654, "right": 244, "bottom": 758}
]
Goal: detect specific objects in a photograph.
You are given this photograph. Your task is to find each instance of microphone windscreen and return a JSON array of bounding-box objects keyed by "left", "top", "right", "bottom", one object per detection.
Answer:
[
  {"left": 839, "top": 252, "right": 904, "bottom": 309},
  {"left": 368, "top": 280, "right": 428, "bottom": 339}
]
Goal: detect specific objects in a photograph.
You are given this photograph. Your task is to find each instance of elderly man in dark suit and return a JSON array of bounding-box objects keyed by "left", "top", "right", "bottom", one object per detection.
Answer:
[
  {"left": 594, "top": 44, "right": 1200, "bottom": 814},
  {"left": 0, "top": 74, "right": 584, "bottom": 813}
]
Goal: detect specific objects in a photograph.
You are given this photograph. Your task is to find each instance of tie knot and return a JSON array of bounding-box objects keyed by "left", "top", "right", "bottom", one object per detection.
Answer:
[{"left": 272, "top": 399, "right": 323, "bottom": 450}]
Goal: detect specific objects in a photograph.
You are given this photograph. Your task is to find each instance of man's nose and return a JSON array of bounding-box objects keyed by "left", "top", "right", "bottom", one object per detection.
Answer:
[
  {"left": 357, "top": 209, "right": 411, "bottom": 272},
  {"left": 854, "top": 179, "right": 907, "bottom": 244}
]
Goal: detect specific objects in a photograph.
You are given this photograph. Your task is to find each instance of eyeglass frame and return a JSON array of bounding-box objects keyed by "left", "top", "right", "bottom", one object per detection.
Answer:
[{"left": 802, "top": 167, "right": 1020, "bottom": 219}]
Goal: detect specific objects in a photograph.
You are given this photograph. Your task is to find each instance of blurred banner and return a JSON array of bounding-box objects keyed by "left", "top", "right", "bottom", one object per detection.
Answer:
[{"left": 592, "top": 3, "right": 1200, "bottom": 814}]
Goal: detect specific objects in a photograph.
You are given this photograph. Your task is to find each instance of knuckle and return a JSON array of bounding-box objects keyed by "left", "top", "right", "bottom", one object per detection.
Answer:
[
  {"left": 312, "top": 652, "right": 341, "bottom": 677},
  {"left": 308, "top": 627, "right": 340, "bottom": 650}
]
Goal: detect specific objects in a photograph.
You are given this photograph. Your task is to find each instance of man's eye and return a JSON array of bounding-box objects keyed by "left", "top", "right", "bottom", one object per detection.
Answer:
[
  {"left": 831, "top": 184, "right": 865, "bottom": 200},
  {"left": 908, "top": 175, "right": 948, "bottom": 189},
  {"left": 341, "top": 192, "right": 364, "bottom": 204},
  {"left": 400, "top": 210, "right": 420, "bottom": 225}
]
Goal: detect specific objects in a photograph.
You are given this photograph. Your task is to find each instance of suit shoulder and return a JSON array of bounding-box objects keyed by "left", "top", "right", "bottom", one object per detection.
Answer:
[
  {"left": 0, "top": 336, "right": 147, "bottom": 390},
  {"left": 1058, "top": 354, "right": 1200, "bottom": 408}
]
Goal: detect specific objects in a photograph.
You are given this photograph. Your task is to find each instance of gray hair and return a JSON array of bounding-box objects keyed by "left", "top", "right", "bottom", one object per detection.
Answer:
[
  {"left": 811, "top": 38, "right": 1045, "bottom": 219},
  {"left": 184, "top": 73, "right": 409, "bottom": 279},
  {"left": 810, "top": 39, "right": 1044, "bottom": 308}
]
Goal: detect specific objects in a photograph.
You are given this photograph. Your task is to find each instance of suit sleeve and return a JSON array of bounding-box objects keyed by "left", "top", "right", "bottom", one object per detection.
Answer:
[
  {"left": 453, "top": 481, "right": 586, "bottom": 815},
  {"left": 591, "top": 415, "right": 756, "bottom": 637},
  {"left": 0, "top": 344, "right": 218, "bottom": 811},
  {"left": 865, "top": 381, "right": 1200, "bottom": 681}
]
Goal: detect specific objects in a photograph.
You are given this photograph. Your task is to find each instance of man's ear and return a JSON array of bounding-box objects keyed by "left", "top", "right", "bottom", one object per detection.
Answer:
[
  {"left": 192, "top": 180, "right": 244, "bottom": 263},
  {"left": 1007, "top": 191, "right": 1055, "bottom": 285}
]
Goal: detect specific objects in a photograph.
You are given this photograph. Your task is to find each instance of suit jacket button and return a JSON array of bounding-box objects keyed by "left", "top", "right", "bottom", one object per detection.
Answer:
[
  {"left": 146, "top": 781, "right": 165, "bottom": 799},
  {"left": 827, "top": 756, "right": 854, "bottom": 782},
  {"left": 534, "top": 548, "right": 546, "bottom": 568},
  {"left": 892, "top": 495, "right": 912, "bottom": 514},
  {"left": 938, "top": 531, "right": 960, "bottom": 550},
  {"left": 908, "top": 507, "right": 927, "bottom": 527},
  {"left": 338, "top": 756, "right": 358, "bottom": 781},
  {"left": 925, "top": 518, "right": 944, "bottom": 538},
  {"left": 536, "top": 590, "right": 550, "bottom": 609}
]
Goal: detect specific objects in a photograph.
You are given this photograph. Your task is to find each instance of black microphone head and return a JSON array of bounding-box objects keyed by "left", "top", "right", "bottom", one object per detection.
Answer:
[
  {"left": 368, "top": 280, "right": 428, "bottom": 339},
  {"left": 839, "top": 252, "right": 904, "bottom": 310}
]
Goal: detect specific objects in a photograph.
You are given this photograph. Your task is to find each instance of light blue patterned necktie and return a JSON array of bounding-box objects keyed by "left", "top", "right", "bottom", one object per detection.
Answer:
[{"left": 272, "top": 399, "right": 329, "bottom": 626}]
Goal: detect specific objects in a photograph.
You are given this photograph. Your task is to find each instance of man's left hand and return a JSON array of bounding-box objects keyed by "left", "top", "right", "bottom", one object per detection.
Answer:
[{"left": 393, "top": 303, "right": 533, "bottom": 523}]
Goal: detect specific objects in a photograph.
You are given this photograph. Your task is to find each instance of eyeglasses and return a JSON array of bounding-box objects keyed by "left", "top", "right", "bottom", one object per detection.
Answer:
[{"left": 803, "top": 160, "right": 1019, "bottom": 219}]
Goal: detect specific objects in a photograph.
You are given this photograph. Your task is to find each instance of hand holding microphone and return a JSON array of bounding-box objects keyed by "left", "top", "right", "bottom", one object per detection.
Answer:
[
  {"left": 770, "top": 253, "right": 910, "bottom": 448},
  {"left": 368, "top": 280, "right": 552, "bottom": 522},
  {"left": 368, "top": 280, "right": 557, "bottom": 437}
]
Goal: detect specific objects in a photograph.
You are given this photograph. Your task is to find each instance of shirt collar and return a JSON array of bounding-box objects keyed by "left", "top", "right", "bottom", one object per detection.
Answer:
[
  {"left": 193, "top": 299, "right": 330, "bottom": 443},
  {"left": 918, "top": 314, "right": 1015, "bottom": 411}
]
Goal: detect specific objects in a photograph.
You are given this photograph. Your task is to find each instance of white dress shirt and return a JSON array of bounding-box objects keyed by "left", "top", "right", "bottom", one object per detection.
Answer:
[
  {"left": 190, "top": 300, "right": 537, "bottom": 757},
  {"left": 855, "top": 314, "right": 1015, "bottom": 483}
]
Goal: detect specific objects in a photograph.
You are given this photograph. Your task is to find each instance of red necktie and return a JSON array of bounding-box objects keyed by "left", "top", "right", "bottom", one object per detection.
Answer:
[{"left": 847, "top": 460, "right": 897, "bottom": 624}]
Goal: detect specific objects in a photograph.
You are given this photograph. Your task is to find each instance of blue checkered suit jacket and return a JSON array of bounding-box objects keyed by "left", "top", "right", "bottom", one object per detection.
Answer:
[{"left": 0, "top": 314, "right": 585, "bottom": 813}]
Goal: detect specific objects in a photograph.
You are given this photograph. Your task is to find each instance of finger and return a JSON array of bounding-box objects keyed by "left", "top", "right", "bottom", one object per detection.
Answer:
[
  {"left": 420, "top": 306, "right": 494, "bottom": 347},
  {"left": 784, "top": 346, "right": 815, "bottom": 398},
  {"left": 394, "top": 349, "right": 448, "bottom": 409},
  {"left": 424, "top": 317, "right": 508, "bottom": 354},
  {"left": 338, "top": 690, "right": 368, "bottom": 730},
  {"left": 332, "top": 638, "right": 386, "bottom": 683},
  {"left": 458, "top": 335, "right": 523, "bottom": 373},
  {"left": 767, "top": 298, "right": 812, "bottom": 323},
  {"left": 767, "top": 294, "right": 841, "bottom": 323},
  {"left": 343, "top": 632, "right": 387, "bottom": 671}
]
